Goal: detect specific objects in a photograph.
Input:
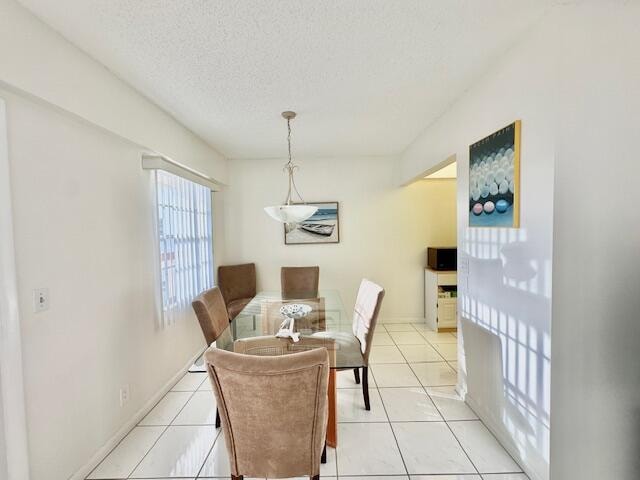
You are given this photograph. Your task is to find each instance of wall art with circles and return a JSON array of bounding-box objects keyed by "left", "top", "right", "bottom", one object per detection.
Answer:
[{"left": 468, "top": 120, "right": 521, "bottom": 228}]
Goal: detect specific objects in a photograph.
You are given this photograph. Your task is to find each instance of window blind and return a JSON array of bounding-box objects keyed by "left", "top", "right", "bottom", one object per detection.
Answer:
[{"left": 155, "top": 169, "right": 214, "bottom": 323}]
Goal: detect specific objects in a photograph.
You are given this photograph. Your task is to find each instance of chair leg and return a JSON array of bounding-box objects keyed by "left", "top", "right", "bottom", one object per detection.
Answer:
[
  {"left": 353, "top": 367, "right": 360, "bottom": 384},
  {"left": 252, "top": 315, "right": 256, "bottom": 330},
  {"left": 362, "top": 366, "right": 370, "bottom": 410},
  {"left": 311, "top": 475, "right": 320, "bottom": 480},
  {"left": 231, "top": 476, "right": 243, "bottom": 480},
  {"left": 321, "top": 442, "right": 327, "bottom": 464},
  {"left": 215, "top": 408, "right": 220, "bottom": 428}
]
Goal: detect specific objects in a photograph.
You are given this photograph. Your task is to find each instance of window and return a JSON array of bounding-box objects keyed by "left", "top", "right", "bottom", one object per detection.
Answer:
[{"left": 155, "top": 170, "right": 214, "bottom": 321}]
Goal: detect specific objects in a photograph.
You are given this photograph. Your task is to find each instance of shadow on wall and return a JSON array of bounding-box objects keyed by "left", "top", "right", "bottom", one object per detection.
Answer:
[{"left": 459, "top": 227, "right": 551, "bottom": 478}]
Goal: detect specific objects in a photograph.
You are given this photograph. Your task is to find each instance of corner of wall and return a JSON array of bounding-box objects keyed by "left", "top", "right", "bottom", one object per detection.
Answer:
[
  {"left": 0, "top": 97, "right": 30, "bottom": 480},
  {"left": 0, "top": 0, "right": 228, "bottom": 183}
]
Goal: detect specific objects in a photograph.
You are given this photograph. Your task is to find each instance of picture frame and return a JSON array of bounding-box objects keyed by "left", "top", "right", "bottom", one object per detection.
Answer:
[
  {"left": 284, "top": 202, "right": 340, "bottom": 245},
  {"left": 468, "top": 120, "right": 521, "bottom": 228}
]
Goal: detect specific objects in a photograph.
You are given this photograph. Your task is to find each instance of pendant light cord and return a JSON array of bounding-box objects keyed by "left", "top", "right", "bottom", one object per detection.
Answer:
[
  {"left": 286, "top": 117, "right": 293, "bottom": 167},
  {"left": 284, "top": 116, "right": 305, "bottom": 205}
]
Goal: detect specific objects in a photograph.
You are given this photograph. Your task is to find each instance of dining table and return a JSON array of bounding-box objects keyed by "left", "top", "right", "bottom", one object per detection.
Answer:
[{"left": 214, "top": 290, "right": 363, "bottom": 448}]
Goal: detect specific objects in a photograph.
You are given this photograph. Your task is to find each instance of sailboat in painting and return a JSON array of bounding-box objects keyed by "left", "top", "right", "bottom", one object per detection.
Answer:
[
  {"left": 285, "top": 202, "right": 340, "bottom": 244},
  {"left": 299, "top": 223, "right": 335, "bottom": 236}
]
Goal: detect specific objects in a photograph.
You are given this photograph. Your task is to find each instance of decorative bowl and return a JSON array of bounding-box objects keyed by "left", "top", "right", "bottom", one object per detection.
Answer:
[{"left": 279, "top": 303, "right": 312, "bottom": 319}]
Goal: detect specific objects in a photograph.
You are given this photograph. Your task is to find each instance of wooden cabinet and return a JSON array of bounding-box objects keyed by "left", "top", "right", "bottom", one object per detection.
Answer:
[{"left": 424, "top": 268, "right": 457, "bottom": 331}]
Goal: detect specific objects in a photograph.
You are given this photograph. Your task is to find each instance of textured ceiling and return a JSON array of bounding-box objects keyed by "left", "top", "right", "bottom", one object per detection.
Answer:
[{"left": 18, "top": 0, "right": 553, "bottom": 159}]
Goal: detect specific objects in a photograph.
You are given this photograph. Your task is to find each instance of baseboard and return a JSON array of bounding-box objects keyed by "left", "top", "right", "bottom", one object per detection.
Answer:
[
  {"left": 465, "top": 394, "right": 544, "bottom": 480},
  {"left": 381, "top": 316, "right": 425, "bottom": 324},
  {"left": 69, "top": 347, "right": 206, "bottom": 480}
]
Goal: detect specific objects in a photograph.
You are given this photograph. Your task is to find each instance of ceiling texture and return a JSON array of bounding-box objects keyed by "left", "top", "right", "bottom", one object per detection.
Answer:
[{"left": 18, "top": 0, "right": 554, "bottom": 159}]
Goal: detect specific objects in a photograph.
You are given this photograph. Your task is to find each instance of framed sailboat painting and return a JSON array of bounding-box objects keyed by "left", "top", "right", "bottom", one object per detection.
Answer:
[{"left": 284, "top": 202, "right": 340, "bottom": 245}]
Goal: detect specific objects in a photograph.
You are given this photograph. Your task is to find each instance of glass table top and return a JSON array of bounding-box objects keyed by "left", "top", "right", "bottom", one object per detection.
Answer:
[{"left": 214, "top": 290, "right": 364, "bottom": 369}]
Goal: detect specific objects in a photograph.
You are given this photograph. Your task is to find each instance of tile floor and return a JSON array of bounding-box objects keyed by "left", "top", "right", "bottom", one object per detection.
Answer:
[{"left": 86, "top": 323, "right": 527, "bottom": 480}]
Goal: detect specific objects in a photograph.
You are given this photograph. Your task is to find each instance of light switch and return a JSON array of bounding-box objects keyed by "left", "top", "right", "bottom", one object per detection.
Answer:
[
  {"left": 458, "top": 257, "right": 470, "bottom": 275},
  {"left": 460, "top": 275, "right": 469, "bottom": 292},
  {"left": 33, "top": 288, "right": 49, "bottom": 313}
]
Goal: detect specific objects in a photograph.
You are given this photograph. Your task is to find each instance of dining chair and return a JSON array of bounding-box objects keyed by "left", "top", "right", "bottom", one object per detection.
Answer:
[
  {"left": 348, "top": 278, "right": 385, "bottom": 410},
  {"left": 192, "top": 286, "right": 230, "bottom": 428},
  {"left": 205, "top": 346, "right": 329, "bottom": 480},
  {"left": 218, "top": 263, "right": 257, "bottom": 319},
  {"left": 233, "top": 335, "right": 334, "bottom": 463},
  {"left": 281, "top": 266, "right": 320, "bottom": 300}
]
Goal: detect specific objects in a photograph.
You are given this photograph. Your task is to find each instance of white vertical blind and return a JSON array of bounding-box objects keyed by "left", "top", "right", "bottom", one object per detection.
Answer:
[{"left": 155, "top": 169, "right": 214, "bottom": 324}]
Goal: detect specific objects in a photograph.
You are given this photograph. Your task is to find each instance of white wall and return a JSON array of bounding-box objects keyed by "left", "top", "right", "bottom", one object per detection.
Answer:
[
  {"left": 0, "top": 98, "right": 29, "bottom": 480},
  {"left": 0, "top": 403, "right": 6, "bottom": 480},
  {"left": 0, "top": 0, "right": 227, "bottom": 183},
  {"left": 0, "top": 3, "right": 228, "bottom": 479},
  {"left": 398, "top": 11, "right": 559, "bottom": 480},
  {"left": 550, "top": 5, "right": 640, "bottom": 480},
  {"left": 2, "top": 86, "right": 222, "bottom": 480},
  {"left": 224, "top": 157, "right": 456, "bottom": 318},
  {"left": 398, "top": 4, "right": 640, "bottom": 480}
]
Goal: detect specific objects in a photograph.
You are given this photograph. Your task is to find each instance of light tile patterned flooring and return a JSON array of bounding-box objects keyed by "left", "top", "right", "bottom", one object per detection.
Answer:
[{"left": 86, "top": 323, "right": 528, "bottom": 480}]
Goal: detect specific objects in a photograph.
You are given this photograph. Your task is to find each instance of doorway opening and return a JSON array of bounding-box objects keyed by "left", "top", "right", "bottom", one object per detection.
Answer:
[{"left": 421, "top": 156, "right": 458, "bottom": 335}]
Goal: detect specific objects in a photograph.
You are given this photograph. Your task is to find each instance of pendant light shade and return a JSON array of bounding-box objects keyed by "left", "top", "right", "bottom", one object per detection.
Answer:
[
  {"left": 263, "top": 111, "right": 317, "bottom": 224},
  {"left": 264, "top": 204, "right": 318, "bottom": 223}
]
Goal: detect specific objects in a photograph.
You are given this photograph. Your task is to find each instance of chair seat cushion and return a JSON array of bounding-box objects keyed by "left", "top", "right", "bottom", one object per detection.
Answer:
[{"left": 227, "top": 297, "right": 253, "bottom": 319}]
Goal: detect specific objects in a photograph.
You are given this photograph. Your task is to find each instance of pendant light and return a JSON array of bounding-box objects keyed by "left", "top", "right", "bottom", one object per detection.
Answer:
[{"left": 264, "top": 111, "right": 317, "bottom": 229}]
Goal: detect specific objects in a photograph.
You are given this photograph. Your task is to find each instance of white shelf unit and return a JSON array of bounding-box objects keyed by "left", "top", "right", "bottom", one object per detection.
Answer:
[{"left": 424, "top": 268, "right": 457, "bottom": 331}]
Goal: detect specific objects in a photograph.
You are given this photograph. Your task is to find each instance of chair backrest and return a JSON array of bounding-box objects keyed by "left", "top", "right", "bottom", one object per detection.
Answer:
[
  {"left": 205, "top": 347, "right": 329, "bottom": 478},
  {"left": 218, "top": 263, "right": 257, "bottom": 304},
  {"left": 191, "top": 287, "right": 230, "bottom": 346},
  {"left": 352, "top": 279, "right": 385, "bottom": 363},
  {"left": 281, "top": 266, "right": 320, "bottom": 300},
  {"left": 234, "top": 335, "right": 336, "bottom": 363}
]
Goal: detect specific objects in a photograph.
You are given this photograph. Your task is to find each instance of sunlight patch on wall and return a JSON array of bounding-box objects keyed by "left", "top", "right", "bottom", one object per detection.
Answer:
[{"left": 460, "top": 226, "right": 551, "bottom": 475}]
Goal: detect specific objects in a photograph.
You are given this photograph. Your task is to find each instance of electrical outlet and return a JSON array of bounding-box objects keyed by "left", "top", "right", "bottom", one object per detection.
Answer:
[
  {"left": 119, "top": 385, "right": 130, "bottom": 407},
  {"left": 33, "top": 288, "right": 50, "bottom": 313}
]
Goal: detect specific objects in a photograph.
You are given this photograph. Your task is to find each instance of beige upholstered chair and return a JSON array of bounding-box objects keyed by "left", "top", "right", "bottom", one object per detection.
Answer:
[
  {"left": 281, "top": 266, "right": 320, "bottom": 300},
  {"left": 205, "top": 347, "right": 329, "bottom": 480},
  {"left": 218, "top": 263, "right": 257, "bottom": 319},
  {"left": 192, "top": 287, "right": 230, "bottom": 346},
  {"left": 233, "top": 335, "right": 334, "bottom": 464},
  {"left": 192, "top": 286, "right": 230, "bottom": 428},
  {"left": 348, "top": 279, "right": 385, "bottom": 410}
]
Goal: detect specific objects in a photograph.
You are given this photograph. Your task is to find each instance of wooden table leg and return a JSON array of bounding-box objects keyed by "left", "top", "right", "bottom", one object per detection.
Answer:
[{"left": 327, "top": 369, "right": 337, "bottom": 447}]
